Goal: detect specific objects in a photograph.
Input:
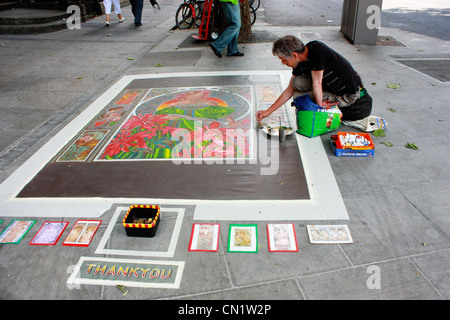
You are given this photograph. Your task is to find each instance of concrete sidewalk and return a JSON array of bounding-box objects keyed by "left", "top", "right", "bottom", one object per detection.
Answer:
[{"left": 0, "top": 1, "right": 449, "bottom": 300}]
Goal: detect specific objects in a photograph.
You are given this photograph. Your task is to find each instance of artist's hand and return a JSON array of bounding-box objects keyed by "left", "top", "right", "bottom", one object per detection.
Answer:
[
  {"left": 322, "top": 99, "right": 340, "bottom": 108},
  {"left": 256, "top": 109, "right": 271, "bottom": 123}
]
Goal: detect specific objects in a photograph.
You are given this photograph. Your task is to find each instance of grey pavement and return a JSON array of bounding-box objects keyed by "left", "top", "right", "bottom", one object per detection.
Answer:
[{"left": 0, "top": 0, "right": 449, "bottom": 302}]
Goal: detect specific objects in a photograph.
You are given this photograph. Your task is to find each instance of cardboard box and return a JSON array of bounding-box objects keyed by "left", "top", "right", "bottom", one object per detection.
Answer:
[
  {"left": 335, "top": 132, "right": 375, "bottom": 150},
  {"left": 330, "top": 134, "right": 374, "bottom": 157}
]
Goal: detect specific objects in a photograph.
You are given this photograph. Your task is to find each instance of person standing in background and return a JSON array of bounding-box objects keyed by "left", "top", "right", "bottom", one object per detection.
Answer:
[
  {"left": 104, "top": 0, "right": 125, "bottom": 26},
  {"left": 150, "top": 0, "right": 161, "bottom": 12},
  {"left": 129, "top": 0, "right": 144, "bottom": 27},
  {"left": 209, "top": 0, "right": 244, "bottom": 58}
]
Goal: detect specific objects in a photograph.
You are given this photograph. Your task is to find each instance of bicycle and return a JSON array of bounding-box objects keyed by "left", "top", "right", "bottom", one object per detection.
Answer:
[
  {"left": 250, "top": 0, "right": 260, "bottom": 11},
  {"left": 176, "top": 0, "right": 256, "bottom": 30},
  {"left": 249, "top": 3, "right": 256, "bottom": 25},
  {"left": 175, "top": 0, "right": 205, "bottom": 29}
]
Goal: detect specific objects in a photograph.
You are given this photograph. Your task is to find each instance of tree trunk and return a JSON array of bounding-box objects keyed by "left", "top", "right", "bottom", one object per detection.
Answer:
[{"left": 238, "top": 0, "right": 251, "bottom": 42}]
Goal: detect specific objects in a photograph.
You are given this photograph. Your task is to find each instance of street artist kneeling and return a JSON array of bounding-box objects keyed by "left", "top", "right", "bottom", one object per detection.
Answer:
[{"left": 256, "top": 35, "right": 372, "bottom": 123}]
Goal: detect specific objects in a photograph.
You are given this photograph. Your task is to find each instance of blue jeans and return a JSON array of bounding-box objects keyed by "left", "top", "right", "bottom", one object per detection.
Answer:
[
  {"left": 129, "top": 0, "right": 144, "bottom": 24},
  {"left": 211, "top": 2, "right": 241, "bottom": 54}
]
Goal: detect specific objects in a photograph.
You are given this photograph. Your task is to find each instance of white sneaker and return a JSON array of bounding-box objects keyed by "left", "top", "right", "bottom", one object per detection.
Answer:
[
  {"left": 119, "top": 18, "right": 125, "bottom": 23},
  {"left": 105, "top": 21, "right": 110, "bottom": 27}
]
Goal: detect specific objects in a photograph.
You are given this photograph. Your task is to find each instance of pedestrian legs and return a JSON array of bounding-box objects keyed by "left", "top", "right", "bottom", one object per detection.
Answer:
[
  {"left": 210, "top": 2, "right": 241, "bottom": 55},
  {"left": 150, "top": 0, "right": 160, "bottom": 11},
  {"left": 129, "top": 0, "right": 144, "bottom": 26}
]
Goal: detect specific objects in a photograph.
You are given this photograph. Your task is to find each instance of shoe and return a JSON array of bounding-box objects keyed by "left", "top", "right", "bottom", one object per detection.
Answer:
[
  {"left": 135, "top": 22, "right": 142, "bottom": 27},
  {"left": 119, "top": 18, "right": 125, "bottom": 23},
  {"left": 210, "top": 44, "right": 222, "bottom": 58},
  {"left": 227, "top": 51, "right": 244, "bottom": 57},
  {"left": 105, "top": 22, "right": 110, "bottom": 27}
]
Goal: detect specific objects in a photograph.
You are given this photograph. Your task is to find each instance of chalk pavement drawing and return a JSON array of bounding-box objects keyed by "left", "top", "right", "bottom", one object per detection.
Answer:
[
  {"left": 267, "top": 223, "right": 298, "bottom": 252},
  {"left": 227, "top": 224, "right": 258, "bottom": 253},
  {"left": 188, "top": 223, "right": 220, "bottom": 252},
  {"left": 0, "top": 72, "right": 349, "bottom": 221},
  {"left": 29, "top": 221, "right": 69, "bottom": 246},
  {"left": 0, "top": 220, "right": 36, "bottom": 244},
  {"left": 51, "top": 85, "right": 288, "bottom": 163}
]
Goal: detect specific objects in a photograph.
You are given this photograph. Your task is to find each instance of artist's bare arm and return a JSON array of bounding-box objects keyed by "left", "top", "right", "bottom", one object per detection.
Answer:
[
  {"left": 311, "top": 70, "right": 339, "bottom": 108},
  {"left": 311, "top": 70, "right": 324, "bottom": 107},
  {"left": 256, "top": 76, "right": 294, "bottom": 122}
]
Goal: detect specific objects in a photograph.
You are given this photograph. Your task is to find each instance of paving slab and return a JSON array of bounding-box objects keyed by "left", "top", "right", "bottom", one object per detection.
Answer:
[
  {"left": 298, "top": 259, "right": 443, "bottom": 300},
  {"left": 337, "top": 187, "right": 450, "bottom": 265},
  {"left": 180, "top": 280, "right": 305, "bottom": 300},
  {"left": 411, "top": 250, "right": 450, "bottom": 299},
  {"left": 399, "top": 179, "right": 450, "bottom": 236},
  {"left": 0, "top": 0, "right": 449, "bottom": 302}
]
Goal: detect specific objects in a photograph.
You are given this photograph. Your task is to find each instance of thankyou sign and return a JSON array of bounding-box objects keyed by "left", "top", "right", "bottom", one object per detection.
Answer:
[{"left": 67, "top": 257, "right": 185, "bottom": 289}]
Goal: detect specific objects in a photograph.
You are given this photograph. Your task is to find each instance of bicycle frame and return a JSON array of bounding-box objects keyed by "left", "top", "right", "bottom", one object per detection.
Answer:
[{"left": 185, "top": 0, "right": 197, "bottom": 19}]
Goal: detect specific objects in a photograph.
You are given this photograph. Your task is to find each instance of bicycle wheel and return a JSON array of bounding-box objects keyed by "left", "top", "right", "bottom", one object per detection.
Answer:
[
  {"left": 250, "top": 0, "right": 260, "bottom": 11},
  {"left": 194, "top": 0, "right": 205, "bottom": 28},
  {"left": 175, "top": 3, "right": 195, "bottom": 29},
  {"left": 250, "top": 5, "right": 256, "bottom": 25}
]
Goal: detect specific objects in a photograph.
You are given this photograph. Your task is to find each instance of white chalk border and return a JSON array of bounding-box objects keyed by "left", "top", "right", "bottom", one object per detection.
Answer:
[
  {"left": 95, "top": 207, "right": 185, "bottom": 258},
  {"left": 0, "top": 71, "right": 348, "bottom": 220},
  {"left": 67, "top": 256, "right": 185, "bottom": 289}
]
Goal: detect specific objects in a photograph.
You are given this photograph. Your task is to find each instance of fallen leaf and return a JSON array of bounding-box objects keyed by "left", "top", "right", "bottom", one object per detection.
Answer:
[
  {"left": 386, "top": 83, "right": 401, "bottom": 89},
  {"left": 380, "top": 141, "right": 394, "bottom": 147},
  {"left": 387, "top": 107, "right": 397, "bottom": 112},
  {"left": 127, "top": 57, "right": 134, "bottom": 60},
  {"left": 155, "top": 63, "right": 163, "bottom": 67},
  {"left": 373, "top": 129, "right": 385, "bottom": 137},
  {"left": 116, "top": 285, "right": 129, "bottom": 296},
  {"left": 405, "top": 142, "right": 419, "bottom": 150}
]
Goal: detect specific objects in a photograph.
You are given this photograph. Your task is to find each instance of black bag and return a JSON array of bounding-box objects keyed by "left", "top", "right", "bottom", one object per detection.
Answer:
[{"left": 339, "top": 88, "right": 372, "bottom": 121}]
